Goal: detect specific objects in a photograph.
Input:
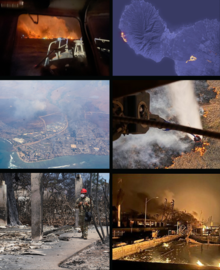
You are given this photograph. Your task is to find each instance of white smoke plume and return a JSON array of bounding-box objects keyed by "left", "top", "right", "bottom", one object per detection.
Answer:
[
  {"left": 113, "top": 81, "right": 202, "bottom": 168},
  {"left": 14, "top": 99, "right": 46, "bottom": 119},
  {"left": 168, "top": 81, "right": 202, "bottom": 139}
]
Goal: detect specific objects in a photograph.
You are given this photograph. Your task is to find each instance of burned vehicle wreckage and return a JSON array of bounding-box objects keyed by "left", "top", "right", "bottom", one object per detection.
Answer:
[{"left": 0, "top": 0, "right": 110, "bottom": 76}]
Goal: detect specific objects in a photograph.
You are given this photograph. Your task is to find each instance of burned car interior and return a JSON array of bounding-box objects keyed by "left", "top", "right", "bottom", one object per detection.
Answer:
[{"left": 0, "top": 0, "right": 110, "bottom": 76}]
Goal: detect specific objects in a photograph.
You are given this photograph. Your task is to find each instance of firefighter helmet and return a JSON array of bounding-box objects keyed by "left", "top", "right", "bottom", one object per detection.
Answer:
[{"left": 81, "top": 188, "right": 87, "bottom": 194}]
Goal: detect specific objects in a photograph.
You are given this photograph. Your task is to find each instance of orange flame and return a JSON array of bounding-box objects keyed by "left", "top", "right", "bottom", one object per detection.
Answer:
[
  {"left": 213, "top": 87, "right": 220, "bottom": 99},
  {"left": 17, "top": 15, "right": 80, "bottom": 40},
  {"left": 195, "top": 142, "right": 210, "bottom": 156},
  {"left": 203, "top": 111, "right": 208, "bottom": 118},
  {"left": 121, "top": 32, "right": 127, "bottom": 42}
]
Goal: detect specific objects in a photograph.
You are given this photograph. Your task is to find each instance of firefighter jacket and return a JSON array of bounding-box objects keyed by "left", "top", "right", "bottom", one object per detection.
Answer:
[{"left": 75, "top": 196, "right": 92, "bottom": 216}]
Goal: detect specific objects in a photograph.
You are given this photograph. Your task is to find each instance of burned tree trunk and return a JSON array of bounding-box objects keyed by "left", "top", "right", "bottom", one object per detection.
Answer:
[
  {"left": 90, "top": 173, "right": 104, "bottom": 243},
  {"left": 96, "top": 173, "right": 105, "bottom": 239},
  {"left": 102, "top": 180, "right": 109, "bottom": 235},
  {"left": 3, "top": 173, "right": 21, "bottom": 226},
  {"left": 31, "top": 173, "right": 43, "bottom": 240}
]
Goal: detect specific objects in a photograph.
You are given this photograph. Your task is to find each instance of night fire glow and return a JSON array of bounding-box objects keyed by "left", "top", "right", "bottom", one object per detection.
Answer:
[
  {"left": 17, "top": 15, "right": 80, "bottom": 40},
  {"left": 197, "top": 260, "right": 204, "bottom": 266},
  {"left": 121, "top": 32, "right": 127, "bottom": 42}
]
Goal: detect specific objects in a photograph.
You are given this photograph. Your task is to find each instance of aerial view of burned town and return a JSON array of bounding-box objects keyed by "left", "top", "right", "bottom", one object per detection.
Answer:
[
  {"left": 0, "top": 80, "right": 109, "bottom": 168},
  {"left": 113, "top": 80, "right": 220, "bottom": 169},
  {"left": 0, "top": 173, "right": 109, "bottom": 270},
  {"left": 112, "top": 174, "right": 220, "bottom": 270}
]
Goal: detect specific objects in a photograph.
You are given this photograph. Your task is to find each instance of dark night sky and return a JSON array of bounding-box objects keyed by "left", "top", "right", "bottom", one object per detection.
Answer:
[
  {"left": 113, "top": 0, "right": 220, "bottom": 76},
  {"left": 113, "top": 174, "right": 220, "bottom": 224}
]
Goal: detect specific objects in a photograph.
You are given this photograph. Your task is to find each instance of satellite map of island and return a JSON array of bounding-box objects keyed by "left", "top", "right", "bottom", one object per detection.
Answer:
[
  {"left": 0, "top": 80, "right": 109, "bottom": 168},
  {"left": 113, "top": 0, "right": 220, "bottom": 76}
]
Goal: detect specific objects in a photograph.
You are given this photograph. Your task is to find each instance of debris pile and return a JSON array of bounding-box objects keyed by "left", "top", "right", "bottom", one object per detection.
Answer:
[{"left": 0, "top": 225, "right": 74, "bottom": 256}]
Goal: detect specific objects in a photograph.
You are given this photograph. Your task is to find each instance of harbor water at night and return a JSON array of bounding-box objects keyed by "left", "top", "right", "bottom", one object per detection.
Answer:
[{"left": 123, "top": 240, "right": 220, "bottom": 267}]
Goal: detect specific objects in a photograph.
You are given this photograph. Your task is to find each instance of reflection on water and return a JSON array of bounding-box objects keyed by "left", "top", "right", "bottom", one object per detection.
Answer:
[{"left": 123, "top": 240, "right": 220, "bottom": 267}]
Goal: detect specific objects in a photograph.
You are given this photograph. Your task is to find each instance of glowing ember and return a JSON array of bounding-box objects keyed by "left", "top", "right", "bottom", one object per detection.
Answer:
[
  {"left": 197, "top": 260, "right": 204, "bottom": 266},
  {"left": 195, "top": 142, "right": 210, "bottom": 156},
  {"left": 121, "top": 32, "right": 127, "bottom": 42},
  {"left": 203, "top": 111, "right": 208, "bottom": 118},
  {"left": 186, "top": 55, "right": 197, "bottom": 63},
  {"left": 163, "top": 243, "right": 169, "bottom": 247},
  {"left": 213, "top": 87, "right": 220, "bottom": 99}
]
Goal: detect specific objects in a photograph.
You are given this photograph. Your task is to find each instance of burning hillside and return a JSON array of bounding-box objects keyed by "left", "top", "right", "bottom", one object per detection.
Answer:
[
  {"left": 167, "top": 80, "right": 220, "bottom": 169},
  {"left": 113, "top": 80, "right": 219, "bottom": 169},
  {"left": 17, "top": 15, "right": 81, "bottom": 39}
]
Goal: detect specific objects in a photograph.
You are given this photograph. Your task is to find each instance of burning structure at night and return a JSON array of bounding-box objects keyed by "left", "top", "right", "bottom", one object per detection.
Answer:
[
  {"left": 112, "top": 174, "right": 220, "bottom": 269},
  {"left": 113, "top": 80, "right": 220, "bottom": 169}
]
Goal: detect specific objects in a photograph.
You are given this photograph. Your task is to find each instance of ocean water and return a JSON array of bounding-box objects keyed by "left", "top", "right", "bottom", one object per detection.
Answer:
[{"left": 0, "top": 139, "right": 109, "bottom": 169}]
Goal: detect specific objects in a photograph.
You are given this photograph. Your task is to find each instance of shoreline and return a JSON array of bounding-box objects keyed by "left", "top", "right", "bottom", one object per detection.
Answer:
[
  {"left": 15, "top": 151, "right": 109, "bottom": 164},
  {"left": 0, "top": 137, "right": 109, "bottom": 165},
  {"left": 16, "top": 151, "right": 54, "bottom": 164}
]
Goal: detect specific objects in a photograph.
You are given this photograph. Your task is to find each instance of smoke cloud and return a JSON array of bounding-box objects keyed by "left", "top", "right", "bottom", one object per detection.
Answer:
[
  {"left": 113, "top": 84, "right": 196, "bottom": 168},
  {"left": 14, "top": 99, "right": 46, "bottom": 119},
  {"left": 113, "top": 174, "right": 220, "bottom": 224},
  {"left": 168, "top": 81, "right": 202, "bottom": 139}
]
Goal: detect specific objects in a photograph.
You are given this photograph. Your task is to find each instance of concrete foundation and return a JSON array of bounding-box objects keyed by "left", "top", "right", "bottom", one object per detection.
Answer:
[
  {"left": 75, "top": 174, "right": 82, "bottom": 228},
  {"left": 31, "top": 173, "right": 43, "bottom": 241},
  {"left": 113, "top": 235, "right": 180, "bottom": 260},
  {"left": 0, "top": 181, "right": 7, "bottom": 226}
]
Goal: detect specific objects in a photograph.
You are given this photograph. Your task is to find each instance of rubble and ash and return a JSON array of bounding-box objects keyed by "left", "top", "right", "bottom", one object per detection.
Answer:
[{"left": 60, "top": 236, "right": 109, "bottom": 270}]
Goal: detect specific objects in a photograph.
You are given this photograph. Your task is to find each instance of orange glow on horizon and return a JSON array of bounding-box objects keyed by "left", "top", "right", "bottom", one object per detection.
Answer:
[
  {"left": 17, "top": 15, "right": 80, "bottom": 40},
  {"left": 22, "top": 36, "right": 75, "bottom": 40},
  {"left": 121, "top": 32, "right": 127, "bottom": 42}
]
